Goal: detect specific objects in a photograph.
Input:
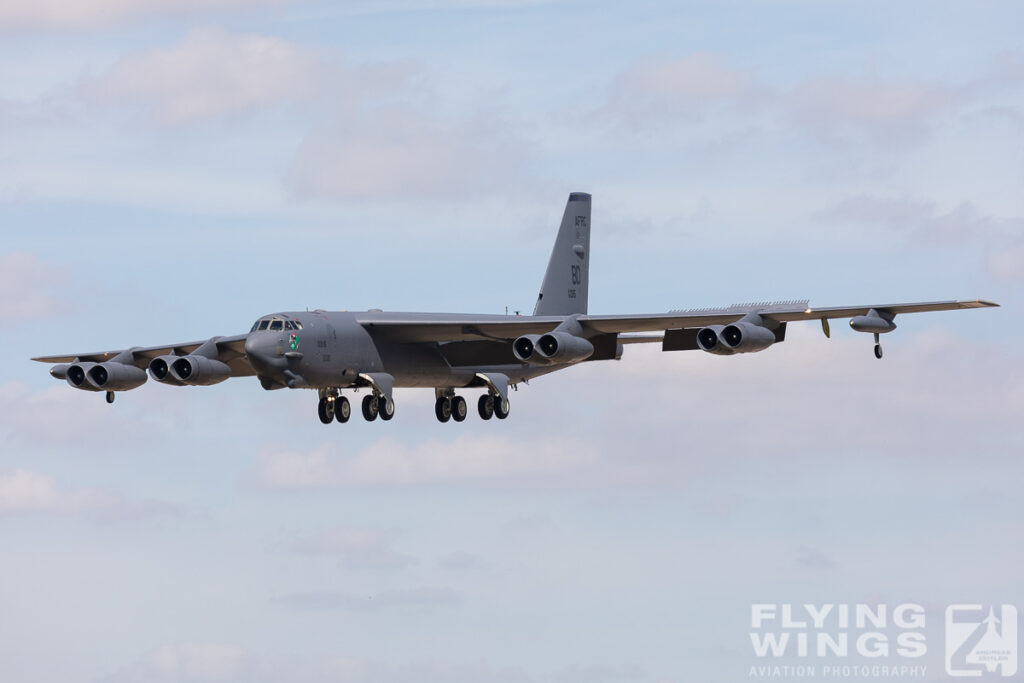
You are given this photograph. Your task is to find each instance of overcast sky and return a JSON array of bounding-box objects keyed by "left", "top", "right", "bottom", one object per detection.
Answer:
[{"left": 1, "top": 1, "right": 1022, "bottom": 682}]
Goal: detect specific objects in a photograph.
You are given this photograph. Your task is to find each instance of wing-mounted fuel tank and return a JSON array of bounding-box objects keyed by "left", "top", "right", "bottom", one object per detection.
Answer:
[
  {"left": 513, "top": 317, "right": 594, "bottom": 364},
  {"left": 697, "top": 313, "right": 785, "bottom": 355},
  {"left": 849, "top": 308, "right": 897, "bottom": 359}
]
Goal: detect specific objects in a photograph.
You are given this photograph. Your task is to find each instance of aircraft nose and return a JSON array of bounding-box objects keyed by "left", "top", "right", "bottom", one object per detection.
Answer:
[{"left": 244, "top": 333, "right": 284, "bottom": 373}]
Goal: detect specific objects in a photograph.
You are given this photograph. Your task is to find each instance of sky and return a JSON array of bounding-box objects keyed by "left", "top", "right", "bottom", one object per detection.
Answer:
[{"left": 1, "top": 1, "right": 1022, "bottom": 682}]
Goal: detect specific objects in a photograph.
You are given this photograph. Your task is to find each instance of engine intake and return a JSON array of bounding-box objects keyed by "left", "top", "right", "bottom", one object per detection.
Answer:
[
  {"left": 148, "top": 355, "right": 186, "bottom": 385},
  {"left": 535, "top": 332, "right": 594, "bottom": 363},
  {"left": 720, "top": 322, "right": 776, "bottom": 353},
  {"left": 696, "top": 325, "right": 734, "bottom": 355},
  {"left": 169, "top": 355, "right": 231, "bottom": 386},
  {"left": 513, "top": 335, "right": 541, "bottom": 362},
  {"left": 66, "top": 362, "right": 102, "bottom": 391},
  {"left": 86, "top": 362, "right": 148, "bottom": 391}
]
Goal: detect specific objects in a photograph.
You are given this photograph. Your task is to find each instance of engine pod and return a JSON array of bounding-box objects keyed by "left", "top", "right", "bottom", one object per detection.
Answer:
[{"left": 86, "top": 362, "right": 148, "bottom": 391}]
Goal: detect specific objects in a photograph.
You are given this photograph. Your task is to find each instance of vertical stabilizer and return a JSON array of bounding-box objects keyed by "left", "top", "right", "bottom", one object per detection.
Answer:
[{"left": 534, "top": 192, "right": 591, "bottom": 316}]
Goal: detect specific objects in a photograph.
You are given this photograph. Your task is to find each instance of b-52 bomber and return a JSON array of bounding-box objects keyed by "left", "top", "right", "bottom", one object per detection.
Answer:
[{"left": 33, "top": 193, "right": 997, "bottom": 425}]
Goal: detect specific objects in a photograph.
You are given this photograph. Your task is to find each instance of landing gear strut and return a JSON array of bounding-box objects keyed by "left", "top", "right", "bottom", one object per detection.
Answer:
[{"left": 873, "top": 332, "right": 883, "bottom": 360}]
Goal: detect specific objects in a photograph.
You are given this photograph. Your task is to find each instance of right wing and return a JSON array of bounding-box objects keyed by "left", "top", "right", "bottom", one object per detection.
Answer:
[{"left": 31, "top": 333, "right": 254, "bottom": 377}]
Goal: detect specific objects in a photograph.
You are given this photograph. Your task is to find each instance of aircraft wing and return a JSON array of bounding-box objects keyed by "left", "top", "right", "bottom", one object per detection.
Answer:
[
  {"left": 31, "top": 333, "right": 254, "bottom": 376},
  {"left": 581, "top": 299, "right": 998, "bottom": 334},
  {"left": 359, "top": 299, "right": 997, "bottom": 343}
]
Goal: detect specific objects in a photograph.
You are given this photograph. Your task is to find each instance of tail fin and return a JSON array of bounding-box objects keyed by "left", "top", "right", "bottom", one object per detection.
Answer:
[{"left": 533, "top": 192, "right": 591, "bottom": 316}]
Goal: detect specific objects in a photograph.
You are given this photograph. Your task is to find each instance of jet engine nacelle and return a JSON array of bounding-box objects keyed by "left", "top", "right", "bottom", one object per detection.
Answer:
[
  {"left": 66, "top": 362, "right": 102, "bottom": 391},
  {"left": 169, "top": 355, "right": 232, "bottom": 386},
  {"left": 86, "top": 362, "right": 148, "bottom": 391},
  {"left": 148, "top": 355, "right": 186, "bottom": 385},
  {"left": 696, "top": 325, "right": 735, "bottom": 355},
  {"left": 513, "top": 335, "right": 542, "bottom": 362},
  {"left": 535, "top": 332, "right": 595, "bottom": 363},
  {"left": 720, "top": 322, "right": 776, "bottom": 353}
]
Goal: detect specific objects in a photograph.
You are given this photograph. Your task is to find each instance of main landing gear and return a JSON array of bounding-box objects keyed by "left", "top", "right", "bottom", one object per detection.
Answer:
[
  {"left": 435, "top": 390, "right": 509, "bottom": 423},
  {"left": 317, "top": 388, "right": 388, "bottom": 424}
]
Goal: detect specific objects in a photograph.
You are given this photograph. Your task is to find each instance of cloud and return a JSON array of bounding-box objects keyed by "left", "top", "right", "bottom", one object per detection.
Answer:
[
  {"left": 0, "top": 252, "right": 70, "bottom": 317},
  {"left": 287, "top": 526, "right": 417, "bottom": 571},
  {"left": 988, "top": 241, "right": 1024, "bottom": 282},
  {"left": 275, "top": 586, "right": 459, "bottom": 612},
  {"left": 438, "top": 550, "right": 482, "bottom": 571},
  {"left": 85, "top": 27, "right": 319, "bottom": 123},
  {"left": 252, "top": 434, "right": 595, "bottom": 488},
  {"left": 787, "top": 75, "right": 953, "bottom": 146},
  {"left": 99, "top": 642, "right": 249, "bottom": 683},
  {"left": 814, "top": 194, "right": 1022, "bottom": 245},
  {"left": 0, "top": 468, "right": 177, "bottom": 520},
  {"left": 287, "top": 106, "right": 534, "bottom": 200},
  {"left": 597, "top": 52, "right": 1024, "bottom": 148},
  {"left": 100, "top": 643, "right": 534, "bottom": 683},
  {"left": 0, "top": 0, "right": 294, "bottom": 32},
  {"left": 597, "top": 53, "right": 765, "bottom": 128}
]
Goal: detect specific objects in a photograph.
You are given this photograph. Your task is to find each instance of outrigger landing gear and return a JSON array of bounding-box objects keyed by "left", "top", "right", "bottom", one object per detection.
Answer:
[
  {"left": 105, "top": 391, "right": 115, "bottom": 404},
  {"left": 873, "top": 333, "right": 883, "bottom": 360}
]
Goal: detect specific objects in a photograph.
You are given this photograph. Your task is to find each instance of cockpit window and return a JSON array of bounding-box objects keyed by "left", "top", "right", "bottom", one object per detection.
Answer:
[
  {"left": 270, "top": 320, "right": 283, "bottom": 331},
  {"left": 294, "top": 320, "right": 303, "bottom": 330},
  {"left": 258, "top": 320, "right": 270, "bottom": 331},
  {"left": 250, "top": 322, "right": 258, "bottom": 332},
  {"left": 285, "top": 321, "right": 294, "bottom": 330}
]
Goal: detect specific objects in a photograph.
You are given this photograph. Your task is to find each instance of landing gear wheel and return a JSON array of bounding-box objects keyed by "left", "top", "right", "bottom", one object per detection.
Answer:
[
  {"left": 451, "top": 395, "right": 467, "bottom": 422},
  {"left": 379, "top": 396, "right": 395, "bottom": 421},
  {"left": 335, "top": 396, "right": 351, "bottom": 423},
  {"left": 362, "top": 394, "right": 379, "bottom": 421},
  {"left": 105, "top": 391, "right": 115, "bottom": 404},
  {"left": 494, "top": 396, "right": 510, "bottom": 420},
  {"left": 874, "top": 344, "right": 883, "bottom": 360},
  {"left": 318, "top": 397, "right": 334, "bottom": 424},
  {"left": 478, "top": 394, "right": 494, "bottom": 420},
  {"left": 435, "top": 396, "right": 452, "bottom": 423}
]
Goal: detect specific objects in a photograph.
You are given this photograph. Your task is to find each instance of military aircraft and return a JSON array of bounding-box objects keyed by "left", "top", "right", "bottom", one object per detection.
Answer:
[{"left": 33, "top": 192, "right": 997, "bottom": 424}]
